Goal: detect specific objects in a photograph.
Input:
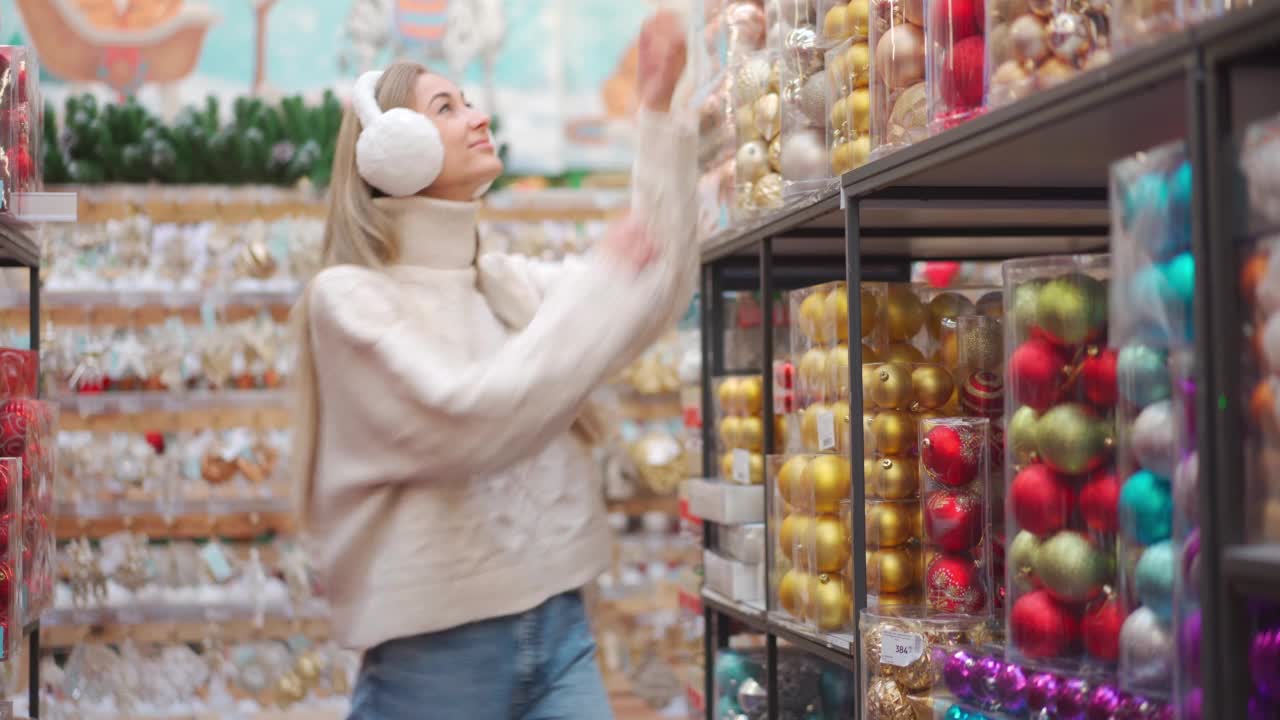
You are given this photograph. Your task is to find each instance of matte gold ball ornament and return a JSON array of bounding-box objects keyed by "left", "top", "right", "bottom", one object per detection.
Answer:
[
  {"left": 867, "top": 501, "right": 917, "bottom": 547},
  {"left": 718, "top": 377, "right": 740, "bottom": 414},
  {"left": 779, "top": 513, "right": 816, "bottom": 554},
  {"left": 799, "top": 347, "right": 831, "bottom": 396},
  {"left": 719, "top": 416, "right": 744, "bottom": 449},
  {"left": 801, "top": 402, "right": 830, "bottom": 451},
  {"left": 829, "top": 345, "right": 851, "bottom": 395},
  {"left": 885, "top": 286, "right": 927, "bottom": 340},
  {"left": 799, "top": 291, "right": 830, "bottom": 343},
  {"left": 861, "top": 287, "right": 880, "bottom": 337},
  {"left": 911, "top": 364, "right": 955, "bottom": 410},
  {"left": 739, "top": 416, "right": 764, "bottom": 451},
  {"left": 871, "top": 409, "right": 917, "bottom": 455},
  {"left": 825, "top": 289, "right": 850, "bottom": 342},
  {"left": 814, "top": 514, "right": 851, "bottom": 572},
  {"left": 810, "top": 573, "right": 853, "bottom": 631},
  {"left": 884, "top": 342, "right": 926, "bottom": 364},
  {"left": 869, "top": 547, "right": 919, "bottom": 594},
  {"left": 872, "top": 363, "right": 914, "bottom": 409},
  {"left": 778, "top": 568, "right": 811, "bottom": 617},
  {"left": 926, "top": 292, "right": 977, "bottom": 339},
  {"left": 805, "top": 454, "right": 852, "bottom": 513},
  {"left": 862, "top": 364, "right": 880, "bottom": 409},
  {"left": 872, "top": 456, "right": 917, "bottom": 499},
  {"left": 740, "top": 376, "right": 764, "bottom": 414},
  {"left": 777, "top": 455, "right": 810, "bottom": 504}
]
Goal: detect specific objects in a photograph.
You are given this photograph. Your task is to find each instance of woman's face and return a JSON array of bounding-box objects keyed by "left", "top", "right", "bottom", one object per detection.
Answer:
[{"left": 414, "top": 73, "right": 503, "bottom": 201}]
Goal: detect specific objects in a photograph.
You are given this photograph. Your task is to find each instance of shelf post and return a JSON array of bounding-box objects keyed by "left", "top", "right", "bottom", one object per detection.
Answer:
[{"left": 843, "top": 195, "right": 868, "bottom": 653}]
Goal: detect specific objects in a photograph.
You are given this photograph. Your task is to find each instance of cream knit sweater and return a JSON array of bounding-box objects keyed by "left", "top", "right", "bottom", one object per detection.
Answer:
[{"left": 300, "top": 109, "right": 697, "bottom": 650}]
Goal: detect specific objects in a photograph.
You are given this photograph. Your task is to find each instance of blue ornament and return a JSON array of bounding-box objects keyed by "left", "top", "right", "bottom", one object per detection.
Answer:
[
  {"left": 1170, "top": 159, "right": 1193, "bottom": 214},
  {"left": 1120, "top": 469, "right": 1173, "bottom": 545},
  {"left": 715, "top": 651, "right": 760, "bottom": 694},
  {"left": 716, "top": 694, "right": 743, "bottom": 718},
  {"left": 1161, "top": 251, "right": 1196, "bottom": 343},
  {"left": 1124, "top": 172, "right": 1169, "bottom": 228},
  {"left": 1135, "top": 540, "right": 1176, "bottom": 622},
  {"left": 945, "top": 705, "right": 970, "bottom": 720},
  {"left": 1117, "top": 344, "right": 1172, "bottom": 407},
  {"left": 818, "top": 667, "right": 855, "bottom": 714},
  {"left": 1129, "top": 264, "right": 1177, "bottom": 346}
]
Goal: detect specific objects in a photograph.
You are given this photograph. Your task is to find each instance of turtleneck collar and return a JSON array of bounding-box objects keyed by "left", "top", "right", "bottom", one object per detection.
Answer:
[{"left": 374, "top": 196, "right": 480, "bottom": 270}]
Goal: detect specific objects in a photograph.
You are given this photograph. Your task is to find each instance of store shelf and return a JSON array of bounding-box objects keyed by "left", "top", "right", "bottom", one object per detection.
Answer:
[
  {"left": 41, "top": 606, "right": 329, "bottom": 650},
  {"left": 57, "top": 390, "right": 291, "bottom": 432},
  {"left": 768, "top": 617, "right": 856, "bottom": 669},
  {"left": 13, "top": 192, "right": 78, "bottom": 224},
  {"left": 0, "top": 287, "right": 300, "bottom": 310},
  {"left": 55, "top": 501, "right": 294, "bottom": 540},
  {"left": 700, "top": 589, "right": 766, "bottom": 633},
  {"left": 1223, "top": 544, "right": 1280, "bottom": 599}
]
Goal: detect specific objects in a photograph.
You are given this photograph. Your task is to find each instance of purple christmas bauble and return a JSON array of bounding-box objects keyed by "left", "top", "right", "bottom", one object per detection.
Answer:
[
  {"left": 1251, "top": 628, "right": 1280, "bottom": 701},
  {"left": 1086, "top": 685, "right": 1123, "bottom": 720},
  {"left": 945, "top": 650, "right": 977, "bottom": 700},
  {"left": 1116, "top": 694, "right": 1166, "bottom": 720},
  {"left": 1180, "top": 609, "right": 1202, "bottom": 680},
  {"left": 1056, "top": 677, "right": 1091, "bottom": 720},
  {"left": 995, "top": 662, "right": 1029, "bottom": 712},
  {"left": 1026, "top": 673, "right": 1060, "bottom": 714},
  {"left": 1183, "top": 687, "right": 1204, "bottom": 720},
  {"left": 973, "top": 656, "right": 1003, "bottom": 708}
]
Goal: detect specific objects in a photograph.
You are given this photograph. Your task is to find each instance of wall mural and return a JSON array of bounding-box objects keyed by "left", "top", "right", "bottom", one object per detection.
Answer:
[{"left": 0, "top": 0, "right": 660, "bottom": 174}]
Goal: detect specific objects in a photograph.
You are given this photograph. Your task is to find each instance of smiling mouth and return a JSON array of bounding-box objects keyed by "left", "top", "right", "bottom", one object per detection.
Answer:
[{"left": 470, "top": 139, "right": 494, "bottom": 151}]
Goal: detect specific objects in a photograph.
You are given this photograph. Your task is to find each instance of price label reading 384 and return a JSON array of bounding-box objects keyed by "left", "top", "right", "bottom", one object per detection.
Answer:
[{"left": 879, "top": 629, "right": 925, "bottom": 667}]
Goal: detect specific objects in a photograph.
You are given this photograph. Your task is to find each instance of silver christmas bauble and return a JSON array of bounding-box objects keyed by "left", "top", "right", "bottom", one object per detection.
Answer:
[
  {"left": 796, "top": 72, "right": 828, "bottom": 127},
  {"left": 1120, "top": 606, "right": 1173, "bottom": 688},
  {"left": 733, "top": 55, "right": 774, "bottom": 107},
  {"left": 1047, "top": 12, "right": 1092, "bottom": 61},
  {"left": 1131, "top": 400, "right": 1177, "bottom": 479},
  {"left": 737, "top": 140, "right": 771, "bottom": 182},
  {"left": 737, "top": 678, "right": 768, "bottom": 714},
  {"left": 780, "top": 129, "right": 829, "bottom": 181},
  {"left": 1010, "top": 14, "right": 1050, "bottom": 64},
  {"left": 784, "top": 26, "right": 825, "bottom": 75}
]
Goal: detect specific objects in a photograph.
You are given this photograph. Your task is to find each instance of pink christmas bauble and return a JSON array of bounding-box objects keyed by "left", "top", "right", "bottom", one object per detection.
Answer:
[{"left": 875, "top": 23, "right": 926, "bottom": 90}]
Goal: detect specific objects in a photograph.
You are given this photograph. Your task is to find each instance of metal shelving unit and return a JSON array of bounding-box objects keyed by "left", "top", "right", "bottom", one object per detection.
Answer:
[{"left": 695, "top": 3, "right": 1280, "bottom": 717}]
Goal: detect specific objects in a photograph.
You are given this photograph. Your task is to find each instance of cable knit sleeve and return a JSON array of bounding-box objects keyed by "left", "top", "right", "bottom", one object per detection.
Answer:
[{"left": 308, "top": 110, "right": 698, "bottom": 487}]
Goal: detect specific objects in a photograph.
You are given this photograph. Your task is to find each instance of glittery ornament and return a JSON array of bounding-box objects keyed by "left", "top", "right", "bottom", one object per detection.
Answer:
[
  {"left": 872, "top": 362, "right": 915, "bottom": 409},
  {"left": 1118, "top": 344, "right": 1171, "bottom": 407},
  {"left": 753, "top": 173, "right": 785, "bottom": 207},
  {"left": 1131, "top": 400, "right": 1177, "bottom": 479},
  {"left": 945, "top": 650, "right": 977, "bottom": 700},
  {"left": 990, "top": 59, "right": 1034, "bottom": 105},
  {"left": 1034, "top": 530, "right": 1108, "bottom": 603},
  {"left": 888, "top": 637, "right": 942, "bottom": 692},
  {"left": 872, "top": 409, "right": 918, "bottom": 455},
  {"left": 1010, "top": 14, "right": 1050, "bottom": 63},
  {"left": 754, "top": 92, "right": 782, "bottom": 141},
  {"left": 1012, "top": 463, "right": 1073, "bottom": 535},
  {"left": 1083, "top": 597, "right": 1124, "bottom": 661},
  {"left": 868, "top": 501, "right": 918, "bottom": 547},
  {"left": 866, "top": 676, "right": 915, "bottom": 720},
  {"left": 1037, "top": 57, "right": 1079, "bottom": 88},
  {"left": 887, "top": 82, "right": 929, "bottom": 146},
  {"left": 942, "top": 35, "right": 988, "bottom": 111},
  {"left": 1119, "top": 469, "right": 1173, "bottom": 546},
  {"left": 922, "top": 423, "right": 982, "bottom": 486},
  {"left": 810, "top": 573, "right": 852, "bottom": 630},
  {"left": 1047, "top": 12, "right": 1092, "bottom": 60},
  {"left": 925, "top": 490, "right": 984, "bottom": 552},
  {"left": 996, "top": 661, "right": 1029, "bottom": 712},
  {"left": 873, "top": 455, "right": 918, "bottom": 500},
  {"left": 1035, "top": 403, "right": 1110, "bottom": 475},
  {"left": 886, "top": 286, "right": 927, "bottom": 341},
  {"left": 737, "top": 678, "right": 768, "bottom": 714},
  {"left": 1026, "top": 672, "right": 1060, "bottom": 714},
  {"left": 927, "top": 554, "right": 987, "bottom": 613},
  {"left": 960, "top": 371, "right": 1005, "bottom": 418},
  {"left": 785, "top": 25, "right": 826, "bottom": 75},
  {"left": 1121, "top": 607, "right": 1173, "bottom": 688},
  {"left": 1056, "top": 678, "right": 1091, "bottom": 720},
  {"left": 1079, "top": 468, "right": 1120, "bottom": 533},
  {"left": 1007, "top": 405, "right": 1041, "bottom": 464},
  {"left": 1134, "top": 541, "right": 1175, "bottom": 622},
  {"left": 869, "top": 547, "right": 919, "bottom": 594},
  {"left": 971, "top": 655, "right": 1003, "bottom": 707},
  {"left": 797, "top": 72, "right": 829, "bottom": 127},
  {"left": 769, "top": 136, "right": 783, "bottom": 171},
  {"left": 1009, "top": 338, "right": 1069, "bottom": 411},
  {"left": 1250, "top": 627, "right": 1280, "bottom": 701},
  {"left": 734, "top": 56, "right": 774, "bottom": 107},
  {"left": 912, "top": 365, "right": 956, "bottom": 410},
  {"left": 1035, "top": 274, "right": 1108, "bottom": 346}
]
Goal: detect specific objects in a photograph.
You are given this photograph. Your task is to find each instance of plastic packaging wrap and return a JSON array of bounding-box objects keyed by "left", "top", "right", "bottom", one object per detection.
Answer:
[
  {"left": 0, "top": 46, "right": 41, "bottom": 213},
  {"left": 775, "top": 0, "right": 840, "bottom": 199},
  {"left": 858, "top": 608, "right": 992, "bottom": 719},
  {"left": 0, "top": 458, "right": 19, "bottom": 662},
  {"left": 1109, "top": 141, "right": 1194, "bottom": 699},
  {"left": 825, "top": 39, "right": 872, "bottom": 175},
  {"left": 729, "top": 50, "right": 784, "bottom": 218},
  {"left": 927, "top": 0, "right": 987, "bottom": 133},
  {"left": 1002, "top": 254, "right": 1116, "bottom": 671},
  {"left": 790, "top": 282, "right": 859, "bottom": 455},
  {"left": 869, "top": 0, "right": 929, "bottom": 157},
  {"left": 985, "top": 0, "right": 1112, "bottom": 109},
  {"left": 715, "top": 375, "right": 768, "bottom": 485},
  {"left": 919, "top": 416, "right": 993, "bottom": 616}
]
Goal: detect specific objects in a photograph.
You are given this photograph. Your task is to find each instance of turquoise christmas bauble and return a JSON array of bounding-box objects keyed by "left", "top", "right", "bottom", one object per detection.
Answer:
[
  {"left": 1170, "top": 159, "right": 1193, "bottom": 214},
  {"left": 716, "top": 693, "right": 743, "bottom": 718},
  {"left": 1161, "top": 251, "right": 1196, "bottom": 344},
  {"left": 945, "top": 705, "right": 969, "bottom": 720},
  {"left": 1035, "top": 274, "right": 1108, "bottom": 346},
  {"left": 1117, "top": 344, "right": 1171, "bottom": 407},
  {"left": 1124, "top": 172, "right": 1170, "bottom": 229},
  {"left": 1135, "top": 540, "right": 1176, "bottom": 622},
  {"left": 1119, "top": 469, "right": 1173, "bottom": 545},
  {"left": 819, "top": 666, "right": 855, "bottom": 714},
  {"left": 1129, "top": 264, "right": 1177, "bottom": 347},
  {"left": 715, "top": 651, "right": 760, "bottom": 693}
]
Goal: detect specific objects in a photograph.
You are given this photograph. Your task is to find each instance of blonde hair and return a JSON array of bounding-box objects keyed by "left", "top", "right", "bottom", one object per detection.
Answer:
[{"left": 291, "top": 61, "right": 428, "bottom": 529}]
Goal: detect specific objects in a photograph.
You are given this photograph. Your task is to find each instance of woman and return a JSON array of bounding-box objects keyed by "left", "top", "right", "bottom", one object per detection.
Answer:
[{"left": 292, "top": 11, "right": 695, "bottom": 720}]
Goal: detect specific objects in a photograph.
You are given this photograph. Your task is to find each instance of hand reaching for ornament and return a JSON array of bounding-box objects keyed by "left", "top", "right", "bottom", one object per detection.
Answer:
[
  {"left": 600, "top": 215, "right": 657, "bottom": 272},
  {"left": 637, "top": 10, "right": 687, "bottom": 113}
]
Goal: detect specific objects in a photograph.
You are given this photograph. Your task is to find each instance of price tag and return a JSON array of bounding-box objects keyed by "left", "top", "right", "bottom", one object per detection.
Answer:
[
  {"left": 200, "top": 541, "right": 234, "bottom": 583},
  {"left": 817, "top": 409, "right": 836, "bottom": 451},
  {"left": 731, "top": 449, "right": 749, "bottom": 484},
  {"left": 880, "top": 629, "right": 925, "bottom": 667}
]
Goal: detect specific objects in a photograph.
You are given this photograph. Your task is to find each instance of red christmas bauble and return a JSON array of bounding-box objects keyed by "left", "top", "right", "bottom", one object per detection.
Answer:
[
  {"left": 942, "top": 35, "right": 986, "bottom": 110},
  {"left": 1079, "top": 348, "right": 1118, "bottom": 408},
  {"left": 0, "top": 562, "right": 14, "bottom": 610},
  {"left": 1009, "top": 338, "right": 1069, "bottom": 411},
  {"left": 1082, "top": 597, "right": 1124, "bottom": 662},
  {"left": 990, "top": 531, "right": 1007, "bottom": 609},
  {"left": 1011, "top": 463, "right": 1073, "bottom": 536},
  {"left": 145, "top": 431, "right": 166, "bottom": 454},
  {"left": 1011, "top": 589, "right": 1080, "bottom": 659},
  {"left": 926, "top": 554, "right": 987, "bottom": 614},
  {"left": 1078, "top": 468, "right": 1120, "bottom": 533},
  {"left": 922, "top": 424, "right": 981, "bottom": 487},
  {"left": 924, "top": 489, "right": 984, "bottom": 552},
  {"left": 960, "top": 370, "right": 1004, "bottom": 417},
  {"left": 0, "top": 400, "right": 31, "bottom": 457},
  {"left": 7, "top": 145, "right": 32, "bottom": 186},
  {"left": 0, "top": 514, "right": 10, "bottom": 557},
  {"left": 0, "top": 462, "right": 11, "bottom": 515},
  {"left": 972, "top": 0, "right": 986, "bottom": 28},
  {"left": 932, "top": 0, "right": 981, "bottom": 40},
  {"left": 775, "top": 361, "right": 794, "bottom": 390}
]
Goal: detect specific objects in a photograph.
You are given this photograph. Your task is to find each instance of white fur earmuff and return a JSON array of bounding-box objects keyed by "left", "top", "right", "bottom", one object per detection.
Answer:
[{"left": 353, "top": 71, "right": 444, "bottom": 197}]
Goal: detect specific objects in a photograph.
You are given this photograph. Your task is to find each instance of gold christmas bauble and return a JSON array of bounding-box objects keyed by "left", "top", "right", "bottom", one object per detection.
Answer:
[
  {"left": 847, "top": 0, "right": 871, "bottom": 37},
  {"left": 866, "top": 676, "right": 914, "bottom": 720},
  {"left": 777, "top": 455, "right": 809, "bottom": 503},
  {"left": 829, "top": 400, "right": 852, "bottom": 453},
  {"left": 849, "top": 135, "right": 872, "bottom": 169},
  {"left": 832, "top": 140, "right": 856, "bottom": 175},
  {"left": 862, "top": 342, "right": 882, "bottom": 363},
  {"left": 801, "top": 402, "right": 829, "bottom": 451},
  {"left": 868, "top": 547, "right": 919, "bottom": 594},
  {"left": 799, "top": 291, "right": 830, "bottom": 344},
  {"left": 735, "top": 104, "right": 760, "bottom": 142},
  {"left": 863, "top": 413, "right": 877, "bottom": 454},
  {"left": 775, "top": 413, "right": 789, "bottom": 450},
  {"left": 719, "top": 416, "right": 744, "bottom": 449},
  {"left": 740, "top": 376, "right": 764, "bottom": 415},
  {"left": 870, "top": 407, "right": 921, "bottom": 450},
  {"left": 862, "top": 364, "right": 879, "bottom": 410},
  {"left": 823, "top": 3, "right": 851, "bottom": 39},
  {"left": 805, "top": 454, "right": 852, "bottom": 513},
  {"left": 739, "top": 416, "right": 764, "bottom": 452},
  {"left": 875, "top": 590, "right": 922, "bottom": 609},
  {"left": 957, "top": 317, "right": 1004, "bottom": 372},
  {"left": 934, "top": 327, "right": 960, "bottom": 367},
  {"left": 926, "top": 292, "right": 977, "bottom": 339},
  {"left": 867, "top": 501, "right": 918, "bottom": 547},
  {"left": 799, "top": 347, "right": 831, "bottom": 396},
  {"left": 747, "top": 452, "right": 765, "bottom": 484},
  {"left": 872, "top": 455, "right": 917, "bottom": 499},
  {"left": 718, "top": 376, "right": 739, "bottom": 414},
  {"left": 830, "top": 95, "right": 850, "bottom": 137},
  {"left": 825, "top": 288, "right": 850, "bottom": 342},
  {"left": 814, "top": 514, "right": 851, "bottom": 572},
  {"left": 753, "top": 173, "right": 784, "bottom": 208},
  {"left": 275, "top": 671, "right": 306, "bottom": 707},
  {"left": 769, "top": 136, "right": 782, "bottom": 172},
  {"left": 885, "top": 286, "right": 927, "bottom": 341},
  {"left": 720, "top": 452, "right": 735, "bottom": 479},
  {"left": 779, "top": 513, "right": 815, "bottom": 556},
  {"left": 809, "top": 573, "right": 853, "bottom": 631},
  {"left": 778, "top": 568, "right": 811, "bottom": 617},
  {"left": 296, "top": 653, "right": 322, "bottom": 685},
  {"left": 848, "top": 41, "right": 872, "bottom": 88},
  {"left": 864, "top": 458, "right": 878, "bottom": 496},
  {"left": 861, "top": 288, "right": 880, "bottom": 337},
  {"left": 829, "top": 345, "right": 851, "bottom": 395},
  {"left": 754, "top": 92, "right": 781, "bottom": 141},
  {"left": 850, "top": 88, "right": 872, "bottom": 136},
  {"left": 884, "top": 342, "right": 926, "bottom": 363},
  {"left": 911, "top": 364, "right": 955, "bottom": 410},
  {"left": 871, "top": 362, "right": 914, "bottom": 409}
]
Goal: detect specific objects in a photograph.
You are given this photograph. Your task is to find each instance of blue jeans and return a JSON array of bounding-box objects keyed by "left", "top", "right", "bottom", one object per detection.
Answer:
[{"left": 348, "top": 591, "right": 614, "bottom": 720}]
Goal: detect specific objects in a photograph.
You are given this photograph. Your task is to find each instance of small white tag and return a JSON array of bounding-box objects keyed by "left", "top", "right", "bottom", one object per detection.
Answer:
[
  {"left": 880, "top": 629, "right": 925, "bottom": 667},
  {"left": 200, "top": 542, "right": 233, "bottom": 583},
  {"left": 817, "top": 409, "right": 836, "bottom": 451},
  {"left": 731, "top": 449, "right": 749, "bottom": 484}
]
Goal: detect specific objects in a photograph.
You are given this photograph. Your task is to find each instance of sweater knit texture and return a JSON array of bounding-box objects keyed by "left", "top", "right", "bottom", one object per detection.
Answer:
[{"left": 302, "top": 109, "right": 698, "bottom": 650}]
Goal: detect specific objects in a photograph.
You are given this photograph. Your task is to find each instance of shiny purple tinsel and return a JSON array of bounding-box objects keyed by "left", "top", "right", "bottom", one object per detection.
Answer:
[
  {"left": 973, "top": 656, "right": 1003, "bottom": 708},
  {"left": 1056, "top": 677, "right": 1090, "bottom": 720},
  {"left": 945, "top": 650, "right": 977, "bottom": 701},
  {"left": 1180, "top": 609, "right": 1202, "bottom": 680},
  {"left": 1250, "top": 627, "right": 1280, "bottom": 701},
  {"left": 995, "top": 662, "right": 1028, "bottom": 712},
  {"left": 1086, "top": 685, "right": 1123, "bottom": 720}
]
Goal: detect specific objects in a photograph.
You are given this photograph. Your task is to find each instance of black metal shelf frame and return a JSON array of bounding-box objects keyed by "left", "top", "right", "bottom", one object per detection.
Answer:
[{"left": 696, "top": 3, "right": 1280, "bottom": 718}]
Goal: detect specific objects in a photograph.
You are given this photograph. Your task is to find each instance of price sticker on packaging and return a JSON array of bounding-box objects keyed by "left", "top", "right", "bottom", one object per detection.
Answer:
[
  {"left": 817, "top": 408, "right": 836, "bottom": 451},
  {"left": 880, "top": 629, "right": 925, "bottom": 667},
  {"left": 732, "top": 449, "right": 750, "bottom": 484}
]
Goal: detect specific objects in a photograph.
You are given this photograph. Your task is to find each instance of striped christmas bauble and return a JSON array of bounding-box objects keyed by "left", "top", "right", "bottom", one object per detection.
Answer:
[{"left": 960, "top": 370, "right": 1004, "bottom": 417}]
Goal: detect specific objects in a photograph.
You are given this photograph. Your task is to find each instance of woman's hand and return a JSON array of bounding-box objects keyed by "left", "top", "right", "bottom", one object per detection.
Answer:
[
  {"left": 637, "top": 10, "right": 688, "bottom": 113},
  {"left": 600, "top": 215, "right": 657, "bottom": 272}
]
